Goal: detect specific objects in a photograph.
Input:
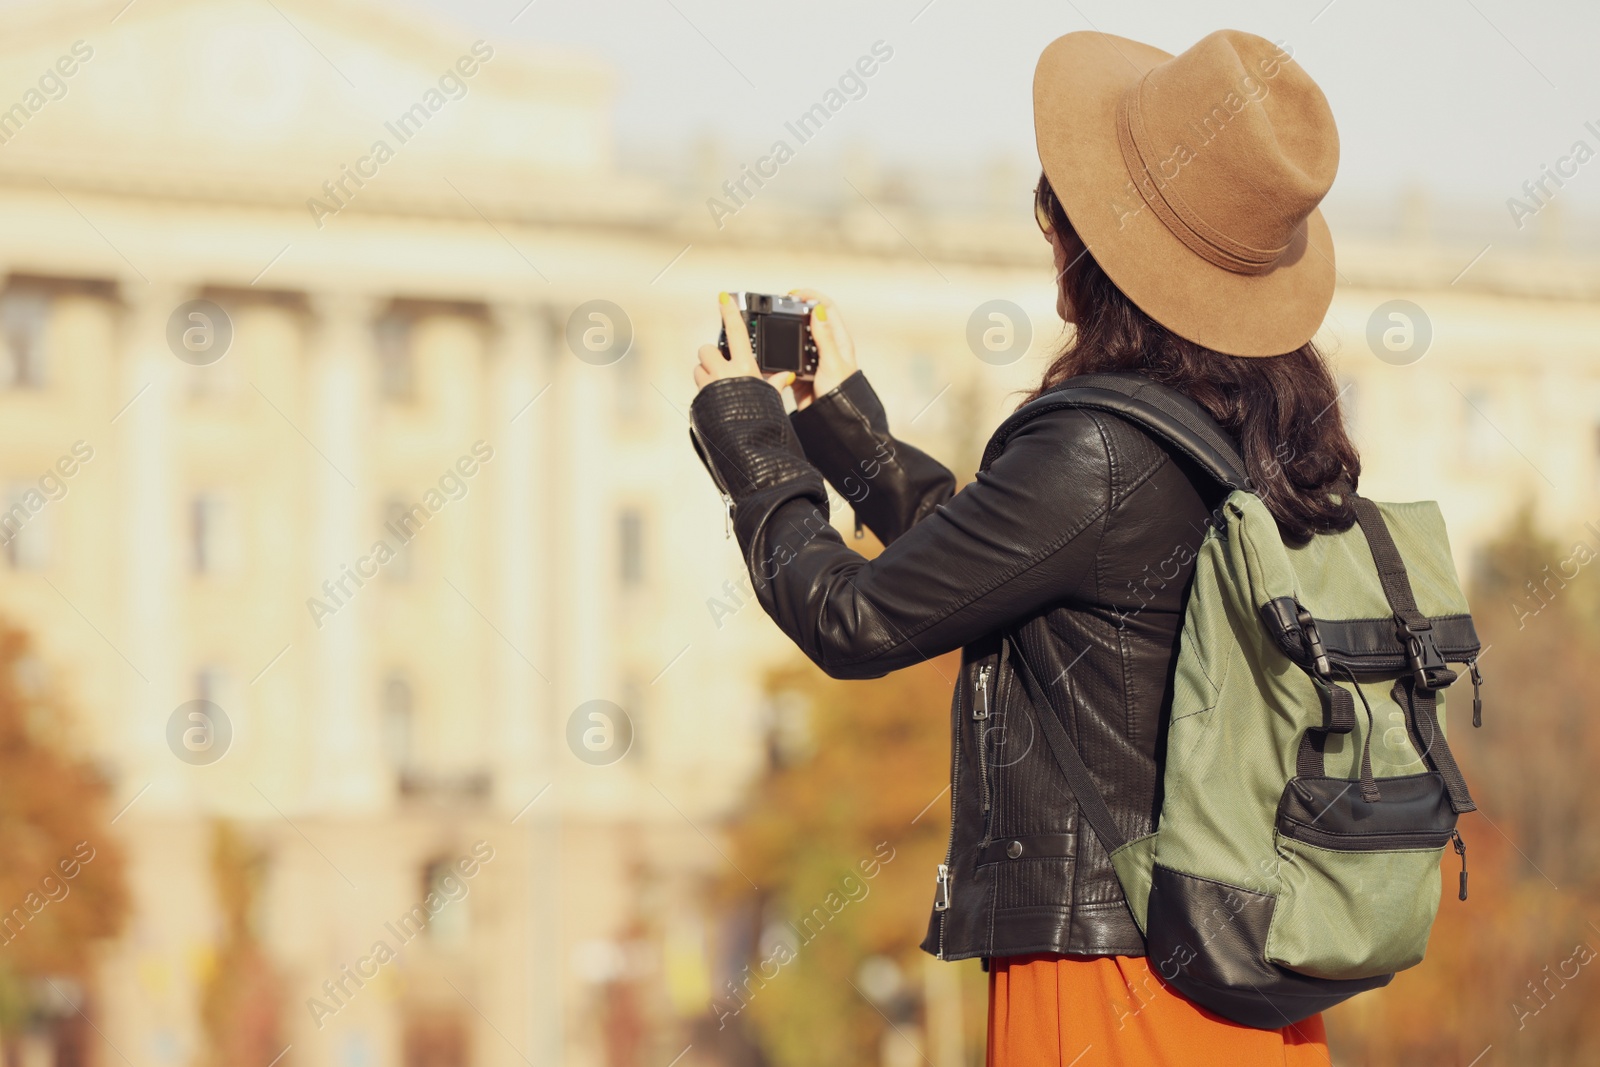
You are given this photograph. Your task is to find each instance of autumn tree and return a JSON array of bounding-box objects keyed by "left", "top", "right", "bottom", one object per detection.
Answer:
[
  {"left": 0, "top": 622, "right": 128, "bottom": 1055},
  {"left": 717, "top": 645, "right": 987, "bottom": 1067},
  {"left": 1326, "top": 510, "right": 1600, "bottom": 1066}
]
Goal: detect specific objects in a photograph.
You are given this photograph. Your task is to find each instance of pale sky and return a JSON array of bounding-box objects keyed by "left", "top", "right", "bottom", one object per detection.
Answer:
[{"left": 399, "top": 0, "right": 1600, "bottom": 242}]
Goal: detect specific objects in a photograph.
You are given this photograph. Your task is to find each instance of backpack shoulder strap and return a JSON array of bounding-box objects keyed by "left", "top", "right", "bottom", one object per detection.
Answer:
[
  {"left": 1008, "top": 632, "right": 1129, "bottom": 854},
  {"left": 981, "top": 372, "right": 1251, "bottom": 492}
]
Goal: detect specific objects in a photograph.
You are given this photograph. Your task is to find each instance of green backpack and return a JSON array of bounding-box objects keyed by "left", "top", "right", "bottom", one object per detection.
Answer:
[{"left": 1004, "top": 373, "right": 1482, "bottom": 1029}]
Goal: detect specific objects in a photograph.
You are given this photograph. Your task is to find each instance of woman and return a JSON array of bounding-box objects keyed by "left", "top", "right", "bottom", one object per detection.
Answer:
[{"left": 689, "top": 28, "right": 1354, "bottom": 1066}]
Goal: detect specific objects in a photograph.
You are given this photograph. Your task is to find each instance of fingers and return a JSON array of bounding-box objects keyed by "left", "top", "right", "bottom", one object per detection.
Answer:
[
  {"left": 787, "top": 287, "right": 832, "bottom": 310},
  {"left": 789, "top": 376, "right": 817, "bottom": 410},
  {"left": 717, "top": 292, "right": 756, "bottom": 367},
  {"left": 792, "top": 288, "right": 855, "bottom": 368},
  {"left": 808, "top": 302, "right": 843, "bottom": 369},
  {"left": 697, "top": 342, "right": 732, "bottom": 378}
]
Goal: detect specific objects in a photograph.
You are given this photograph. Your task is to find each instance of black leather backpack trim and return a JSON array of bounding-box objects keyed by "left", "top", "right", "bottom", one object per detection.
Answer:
[
  {"left": 1276, "top": 773, "right": 1456, "bottom": 850},
  {"left": 1259, "top": 597, "right": 1480, "bottom": 679},
  {"left": 1144, "top": 864, "right": 1394, "bottom": 1029}
]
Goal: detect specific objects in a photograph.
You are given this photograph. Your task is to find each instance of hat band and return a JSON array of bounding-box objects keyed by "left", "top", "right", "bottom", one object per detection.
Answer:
[{"left": 1115, "top": 81, "right": 1288, "bottom": 276}]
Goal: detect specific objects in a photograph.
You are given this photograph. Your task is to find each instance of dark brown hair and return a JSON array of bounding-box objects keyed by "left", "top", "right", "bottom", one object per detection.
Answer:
[{"left": 1025, "top": 174, "right": 1360, "bottom": 544}]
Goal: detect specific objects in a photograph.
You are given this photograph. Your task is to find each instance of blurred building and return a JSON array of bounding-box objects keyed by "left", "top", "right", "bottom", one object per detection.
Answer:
[{"left": 0, "top": 0, "right": 1595, "bottom": 1065}]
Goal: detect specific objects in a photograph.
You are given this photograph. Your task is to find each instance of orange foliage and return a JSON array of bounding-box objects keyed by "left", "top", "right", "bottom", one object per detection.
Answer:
[
  {"left": 1326, "top": 511, "right": 1600, "bottom": 1065},
  {"left": 719, "top": 651, "right": 987, "bottom": 1067},
  {"left": 197, "top": 821, "right": 288, "bottom": 1067},
  {"left": 0, "top": 623, "right": 127, "bottom": 1011}
]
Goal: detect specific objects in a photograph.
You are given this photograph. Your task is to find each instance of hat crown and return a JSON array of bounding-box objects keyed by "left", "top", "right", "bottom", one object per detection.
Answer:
[
  {"left": 1031, "top": 27, "right": 1340, "bottom": 355},
  {"left": 1122, "top": 30, "right": 1338, "bottom": 269}
]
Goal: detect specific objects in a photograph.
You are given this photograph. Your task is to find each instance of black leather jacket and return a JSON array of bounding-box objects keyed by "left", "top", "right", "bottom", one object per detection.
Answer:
[{"left": 689, "top": 370, "right": 1219, "bottom": 962}]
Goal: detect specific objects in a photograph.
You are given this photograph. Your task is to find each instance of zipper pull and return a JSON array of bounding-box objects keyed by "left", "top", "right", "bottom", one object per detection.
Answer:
[
  {"left": 722, "top": 493, "right": 733, "bottom": 539},
  {"left": 934, "top": 864, "right": 951, "bottom": 911},
  {"left": 1469, "top": 659, "right": 1483, "bottom": 727},
  {"left": 1452, "top": 830, "right": 1468, "bottom": 901},
  {"left": 973, "top": 665, "right": 991, "bottom": 720},
  {"left": 1295, "top": 606, "right": 1331, "bottom": 678},
  {"left": 854, "top": 514, "right": 864, "bottom": 540}
]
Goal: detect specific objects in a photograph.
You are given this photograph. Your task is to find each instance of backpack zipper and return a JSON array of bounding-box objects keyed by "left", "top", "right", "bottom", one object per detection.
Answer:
[
  {"left": 1279, "top": 819, "right": 1453, "bottom": 853},
  {"left": 1282, "top": 606, "right": 1480, "bottom": 682},
  {"left": 1299, "top": 642, "right": 1479, "bottom": 683},
  {"left": 1468, "top": 659, "right": 1483, "bottom": 727}
]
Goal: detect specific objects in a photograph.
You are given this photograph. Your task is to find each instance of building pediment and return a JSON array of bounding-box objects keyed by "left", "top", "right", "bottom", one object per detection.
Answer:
[{"left": 0, "top": 0, "right": 635, "bottom": 214}]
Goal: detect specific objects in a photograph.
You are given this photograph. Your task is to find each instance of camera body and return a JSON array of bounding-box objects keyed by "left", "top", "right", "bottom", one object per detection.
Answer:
[{"left": 717, "top": 292, "right": 820, "bottom": 380}]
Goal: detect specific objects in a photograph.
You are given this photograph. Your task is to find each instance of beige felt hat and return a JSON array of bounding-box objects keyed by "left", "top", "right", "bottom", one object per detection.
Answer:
[{"left": 1033, "top": 29, "right": 1340, "bottom": 357}]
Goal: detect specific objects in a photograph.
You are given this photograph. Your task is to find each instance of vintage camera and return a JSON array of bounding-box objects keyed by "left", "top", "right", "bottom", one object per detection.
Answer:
[{"left": 717, "top": 292, "right": 820, "bottom": 380}]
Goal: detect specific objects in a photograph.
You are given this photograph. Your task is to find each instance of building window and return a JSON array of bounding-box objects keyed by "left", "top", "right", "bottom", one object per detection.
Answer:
[
  {"left": 619, "top": 508, "right": 644, "bottom": 587},
  {"left": 615, "top": 345, "right": 645, "bottom": 422},
  {"left": 196, "top": 665, "right": 230, "bottom": 705},
  {"left": 376, "top": 313, "right": 414, "bottom": 401},
  {"left": 1460, "top": 386, "right": 1498, "bottom": 465},
  {"left": 422, "top": 858, "right": 470, "bottom": 946},
  {"left": 186, "top": 666, "right": 233, "bottom": 761},
  {"left": 381, "top": 675, "right": 413, "bottom": 770},
  {"left": 1, "top": 486, "right": 49, "bottom": 570},
  {"left": 0, "top": 288, "right": 49, "bottom": 389},
  {"left": 383, "top": 497, "right": 418, "bottom": 580},
  {"left": 190, "top": 493, "right": 237, "bottom": 574}
]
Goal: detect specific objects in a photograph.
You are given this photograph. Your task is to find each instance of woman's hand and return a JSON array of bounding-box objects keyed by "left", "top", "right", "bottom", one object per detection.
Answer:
[
  {"left": 788, "top": 288, "right": 858, "bottom": 410},
  {"left": 694, "top": 292, "right": 797, "bottom": 394}
]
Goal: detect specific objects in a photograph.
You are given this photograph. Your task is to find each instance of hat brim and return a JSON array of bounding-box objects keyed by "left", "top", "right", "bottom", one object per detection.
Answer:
[{"left": 1033, "top": 32, "right": 1335, "bottom": 358}]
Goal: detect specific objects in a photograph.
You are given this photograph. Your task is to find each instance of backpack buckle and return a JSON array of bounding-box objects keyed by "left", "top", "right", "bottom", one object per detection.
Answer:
[
  {"left": 1293, "top": 605, "right": 1331, "bottom": 678},
  {"left": 1399, "top": 618, "right": 1457, "bottom": 692}
]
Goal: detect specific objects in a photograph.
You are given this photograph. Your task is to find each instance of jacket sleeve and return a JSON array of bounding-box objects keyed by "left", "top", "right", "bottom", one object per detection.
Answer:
[
  {"left": 786, "top": 370, "right": 956, "bottom": 546},
  {"left": 688, "top": 376, "right": 1122, "bottom": 679}
]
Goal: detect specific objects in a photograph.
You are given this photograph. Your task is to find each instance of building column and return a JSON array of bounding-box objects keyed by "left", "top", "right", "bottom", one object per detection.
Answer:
[
  {"left": 118, "top": 280, "right": 188, "bottom": 809},
  {"left": 487, "top": 301, "right": 547, "bottom": 807},
  {"left": 497, "top": 303, "right": 566, "bottom": 1064},
  {"left": 108, "top": 279, "right": 213, "bottom": 1067},
  {"left": 303, "top": 292, "right": 384, "bottom": 813},
  {"left": 553, "top": 304, "right": 608, "bottom": 748}
]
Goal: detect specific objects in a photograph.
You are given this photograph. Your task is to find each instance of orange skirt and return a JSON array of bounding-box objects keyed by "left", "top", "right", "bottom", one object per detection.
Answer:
[{"left": 987, "top": 954, "right": 1329, "bottom": 1067}]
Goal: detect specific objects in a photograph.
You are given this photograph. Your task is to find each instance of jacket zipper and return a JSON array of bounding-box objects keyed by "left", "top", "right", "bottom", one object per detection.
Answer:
[
  {"left": 934, "top": 662, "right": 963, "bottom": 957},
  {"left": 974, "top": 663, "right": 993, "bottom": 818},
  {"left": 688, "top": 423, "right": 736, "bottom": 539},
  {"left": 1280, "top": 819, "right": 1453, "bottom": 852}
]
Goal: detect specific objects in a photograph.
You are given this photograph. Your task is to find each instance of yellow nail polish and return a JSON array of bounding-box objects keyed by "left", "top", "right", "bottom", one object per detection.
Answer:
[
  {"left": 813, "top": 304, "right": 828, "bottom": 322},
  {"left": 719, "top": 291, "right": 731, "bottom": 305}
]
